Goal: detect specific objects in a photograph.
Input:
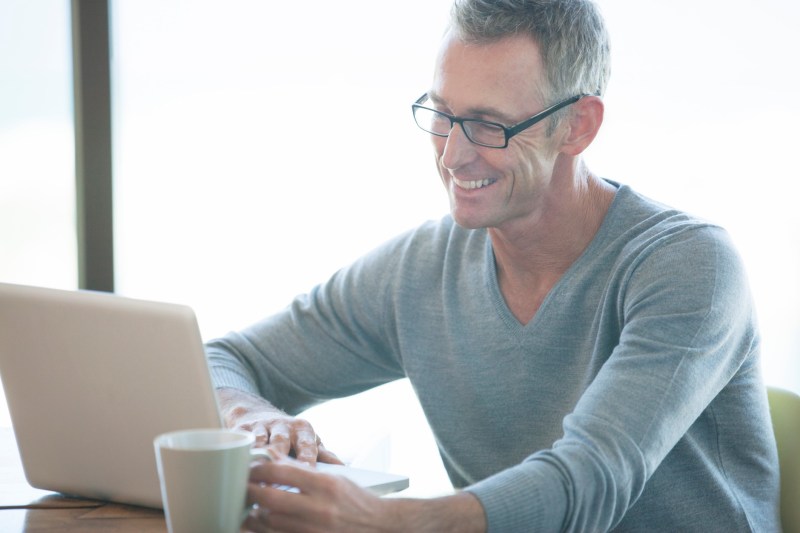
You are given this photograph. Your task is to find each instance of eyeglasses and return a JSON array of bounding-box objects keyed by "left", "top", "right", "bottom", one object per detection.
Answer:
[{"left": 411, "top": 92, "right": 589, "bottom": 149}]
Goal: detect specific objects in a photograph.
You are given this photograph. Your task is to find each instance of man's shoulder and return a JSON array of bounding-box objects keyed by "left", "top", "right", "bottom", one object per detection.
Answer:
[
  {"left": 598, "top": 184, "right": 744, "bottom": 280},
  {"left": 612, "top": 184, "right": 727, "bottom": 240}
]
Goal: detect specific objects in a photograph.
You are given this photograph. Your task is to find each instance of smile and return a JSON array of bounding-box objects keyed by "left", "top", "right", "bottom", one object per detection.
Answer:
[{"left": 453, "top": 177, "right": 496, "bottom": 190}]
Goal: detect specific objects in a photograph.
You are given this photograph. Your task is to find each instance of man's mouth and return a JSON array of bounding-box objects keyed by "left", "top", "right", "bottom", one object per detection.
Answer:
[{"left": 453, "top": 177, "right": 496, "bottom": 190}]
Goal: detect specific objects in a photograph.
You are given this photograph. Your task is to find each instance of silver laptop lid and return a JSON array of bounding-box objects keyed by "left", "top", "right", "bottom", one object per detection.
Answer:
[{"left": 0, "top": 283, "right": 222, "bottom": 508}]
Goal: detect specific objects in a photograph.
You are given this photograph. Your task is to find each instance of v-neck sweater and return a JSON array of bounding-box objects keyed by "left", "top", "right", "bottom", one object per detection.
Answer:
[{"left": 206, "top": 183, "right": 780, "bottom": 532}]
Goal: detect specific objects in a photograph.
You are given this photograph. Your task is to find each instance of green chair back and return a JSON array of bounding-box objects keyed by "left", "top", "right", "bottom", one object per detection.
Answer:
[{"left": 768, "top": 387, "right": 800, "bottom": 533}]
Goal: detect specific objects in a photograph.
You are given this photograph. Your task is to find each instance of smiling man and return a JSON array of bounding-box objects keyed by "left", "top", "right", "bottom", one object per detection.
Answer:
[{"left": 206, "top": 1, "right": 781, "bottom": 531}]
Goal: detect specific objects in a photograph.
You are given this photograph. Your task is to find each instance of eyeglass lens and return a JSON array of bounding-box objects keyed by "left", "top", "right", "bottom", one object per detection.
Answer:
[{"left": 413, "top": 107, "right": 506, "bottom": 148}]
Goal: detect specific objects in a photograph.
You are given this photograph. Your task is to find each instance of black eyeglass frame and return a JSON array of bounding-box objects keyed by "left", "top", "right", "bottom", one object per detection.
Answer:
[{"left": 412, "top": 92, "right": 591, "bottom": 149}]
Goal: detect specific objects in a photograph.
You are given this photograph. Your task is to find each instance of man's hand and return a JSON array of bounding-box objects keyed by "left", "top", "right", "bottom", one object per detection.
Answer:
[
  {"left": 245, "top": 455, "right": 387, "bottom": 533},
  {"left": 216, "top": 387, "right": 342, "bottom": 466},
  {"left": 243, "top": 454, "right": 487, "bottom": 533}
]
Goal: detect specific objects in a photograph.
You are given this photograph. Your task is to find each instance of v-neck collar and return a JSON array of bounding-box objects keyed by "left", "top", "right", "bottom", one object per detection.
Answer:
[{"left": 483, "top": 181, "right": 626, "bottom": 335}]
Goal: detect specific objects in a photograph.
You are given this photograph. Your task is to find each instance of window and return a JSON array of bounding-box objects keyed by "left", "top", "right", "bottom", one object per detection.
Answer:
[
  {"left": 0, "top": 1, "right": 75, "bottom": 290},
  {"left": 0, "top": 0, "right": 74, "bottom": 428}
]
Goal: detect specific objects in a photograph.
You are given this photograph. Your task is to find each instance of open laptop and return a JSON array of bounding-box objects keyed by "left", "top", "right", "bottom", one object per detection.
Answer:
[{"left": 0, "top": 282, "right": 409, "bottom": 508}]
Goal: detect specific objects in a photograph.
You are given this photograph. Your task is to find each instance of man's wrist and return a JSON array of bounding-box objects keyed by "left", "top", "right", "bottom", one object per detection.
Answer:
[
  {"left": 216, "top": 387, "right": 285, "bottom": 425},
  {"left": 384, "top": 492, "right": 486, "bottom": 533}
]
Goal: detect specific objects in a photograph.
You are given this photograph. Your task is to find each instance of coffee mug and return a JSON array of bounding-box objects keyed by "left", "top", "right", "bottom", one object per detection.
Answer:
[{"left": 154, "top": 428, "right": 270, "bottom": 533}]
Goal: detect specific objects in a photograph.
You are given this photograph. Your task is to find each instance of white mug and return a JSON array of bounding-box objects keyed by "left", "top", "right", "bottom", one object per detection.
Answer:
[{"left": 154, "top": 428, "right": 270, "bottom": 533}]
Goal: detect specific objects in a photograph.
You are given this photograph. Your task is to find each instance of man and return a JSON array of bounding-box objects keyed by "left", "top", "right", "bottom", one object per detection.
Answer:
[{"left": 206, "top": 0, "right": 781, "bottom": 530}]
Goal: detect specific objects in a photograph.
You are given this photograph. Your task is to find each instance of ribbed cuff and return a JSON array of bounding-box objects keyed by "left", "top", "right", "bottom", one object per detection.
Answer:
[
  {"left": 464, "top": 461, "right": 567, "bottom": 533},
  {"left": 205, "top": 348, "right": 260, "bottom": 395}
]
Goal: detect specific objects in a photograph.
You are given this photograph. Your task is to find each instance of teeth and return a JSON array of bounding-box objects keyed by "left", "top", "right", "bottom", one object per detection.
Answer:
[{"left": 454, "top": 177, "right": 493, "bottom": 190}]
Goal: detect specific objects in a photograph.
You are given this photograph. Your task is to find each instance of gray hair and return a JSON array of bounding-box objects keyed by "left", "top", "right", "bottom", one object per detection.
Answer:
[{"left": 449, "top": 0, "right": 611, "bottom": 105}]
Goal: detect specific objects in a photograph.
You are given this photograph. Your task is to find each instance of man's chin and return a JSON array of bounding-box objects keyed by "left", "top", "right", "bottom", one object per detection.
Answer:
[{"left": 450, "top": 210, "right": 490, "bottom": 230}]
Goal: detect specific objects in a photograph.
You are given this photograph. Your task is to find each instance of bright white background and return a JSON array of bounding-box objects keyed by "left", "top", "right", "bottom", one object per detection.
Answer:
[{"left": 1, "top": 0, "right": 798, "bottom": 496}]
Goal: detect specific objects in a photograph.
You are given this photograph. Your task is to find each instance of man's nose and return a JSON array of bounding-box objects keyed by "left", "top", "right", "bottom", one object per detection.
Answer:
[{"left": 441, "top": 122, "right": 477, "bottom": 170}]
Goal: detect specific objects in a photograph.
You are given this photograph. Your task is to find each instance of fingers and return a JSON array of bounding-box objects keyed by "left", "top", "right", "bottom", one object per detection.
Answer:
[
  {"left": 247, "top": 460, "right": 384, "bottom": 533},
  {"left": 317, "top": 442, "right": 345, "bottom": 466},
  {"left": 264, "top": 421, "right": 292, "bottom": 456},
  {"left": 217, "top": 389, "right": 325, "bottom": 462},
  {"left": 266, "top": 419, "right": 320, "bottom": 465},
  {"left": 246, "top": 462, "right": 317, "bottom": 531},
  {"left": 251, "top": 424, "right": 270, "bottom": 448},
  {"left": 217, "top": 388, "right": 336, "bottom": 466},
  {"left": 242, "top": 505, "right": 271, "bottom": 533},
  {"left": 250, "top": 456, "right": 345, "bottom": 501},
  {"left": 292, "top": 425, "right": 319, "bottom": 465},
  {"left": 250, "top": 455, "right": 316, "bottom": 490}
]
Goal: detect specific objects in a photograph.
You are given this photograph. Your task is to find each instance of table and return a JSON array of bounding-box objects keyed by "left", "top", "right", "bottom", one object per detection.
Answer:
[{"left": 0, "top": 428, "right": 166, "bottom": 532}]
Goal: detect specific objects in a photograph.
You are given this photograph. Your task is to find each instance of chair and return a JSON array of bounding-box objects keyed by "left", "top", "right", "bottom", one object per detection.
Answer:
[{"left": 768, "top": 386, "right": 800, "bottom": 533}]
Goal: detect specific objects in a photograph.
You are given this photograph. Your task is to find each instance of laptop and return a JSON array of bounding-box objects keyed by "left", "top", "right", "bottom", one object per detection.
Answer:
[{"left": 0, "top": 282, "right": 409, "bottom": 508}]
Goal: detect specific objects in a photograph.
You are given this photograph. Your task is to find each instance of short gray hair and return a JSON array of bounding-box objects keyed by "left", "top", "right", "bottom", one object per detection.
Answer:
[{"left": 449, "top": 0, "right": 611, "bottom": 103}]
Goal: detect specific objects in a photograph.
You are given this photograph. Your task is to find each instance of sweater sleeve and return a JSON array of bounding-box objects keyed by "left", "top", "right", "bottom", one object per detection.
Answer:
[
  {"left": 204, "top": 231, "right": 412, "bottom": 415},
  {"left": 464, "top": 225, "right": 760, "bottom": 532}
]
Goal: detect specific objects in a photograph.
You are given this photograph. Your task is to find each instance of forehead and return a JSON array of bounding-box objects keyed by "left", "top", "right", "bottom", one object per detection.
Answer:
[{"left": 431, "top": 31, "right": 547, "bottom": 114}]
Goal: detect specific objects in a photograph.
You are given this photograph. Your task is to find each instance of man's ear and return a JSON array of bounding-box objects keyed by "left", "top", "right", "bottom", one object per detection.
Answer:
[{"left": 560, "top": 95, "right": 604, "bottom": 156}]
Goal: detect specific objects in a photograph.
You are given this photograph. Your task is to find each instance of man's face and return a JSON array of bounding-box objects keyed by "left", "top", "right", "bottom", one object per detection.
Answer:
[{"left": 429, "top": 32, "right": 563, "bottom": 231}]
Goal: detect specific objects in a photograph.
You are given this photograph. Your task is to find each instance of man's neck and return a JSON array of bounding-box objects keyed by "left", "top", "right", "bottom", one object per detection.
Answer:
[{"left": 489, "top": 169, "right": 616, "bottom": 324}]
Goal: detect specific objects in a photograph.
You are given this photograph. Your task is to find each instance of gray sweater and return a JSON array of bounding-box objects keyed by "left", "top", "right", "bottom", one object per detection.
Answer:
[{"left": 206, "top": 183, "right": 780, "bottom": 532}]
